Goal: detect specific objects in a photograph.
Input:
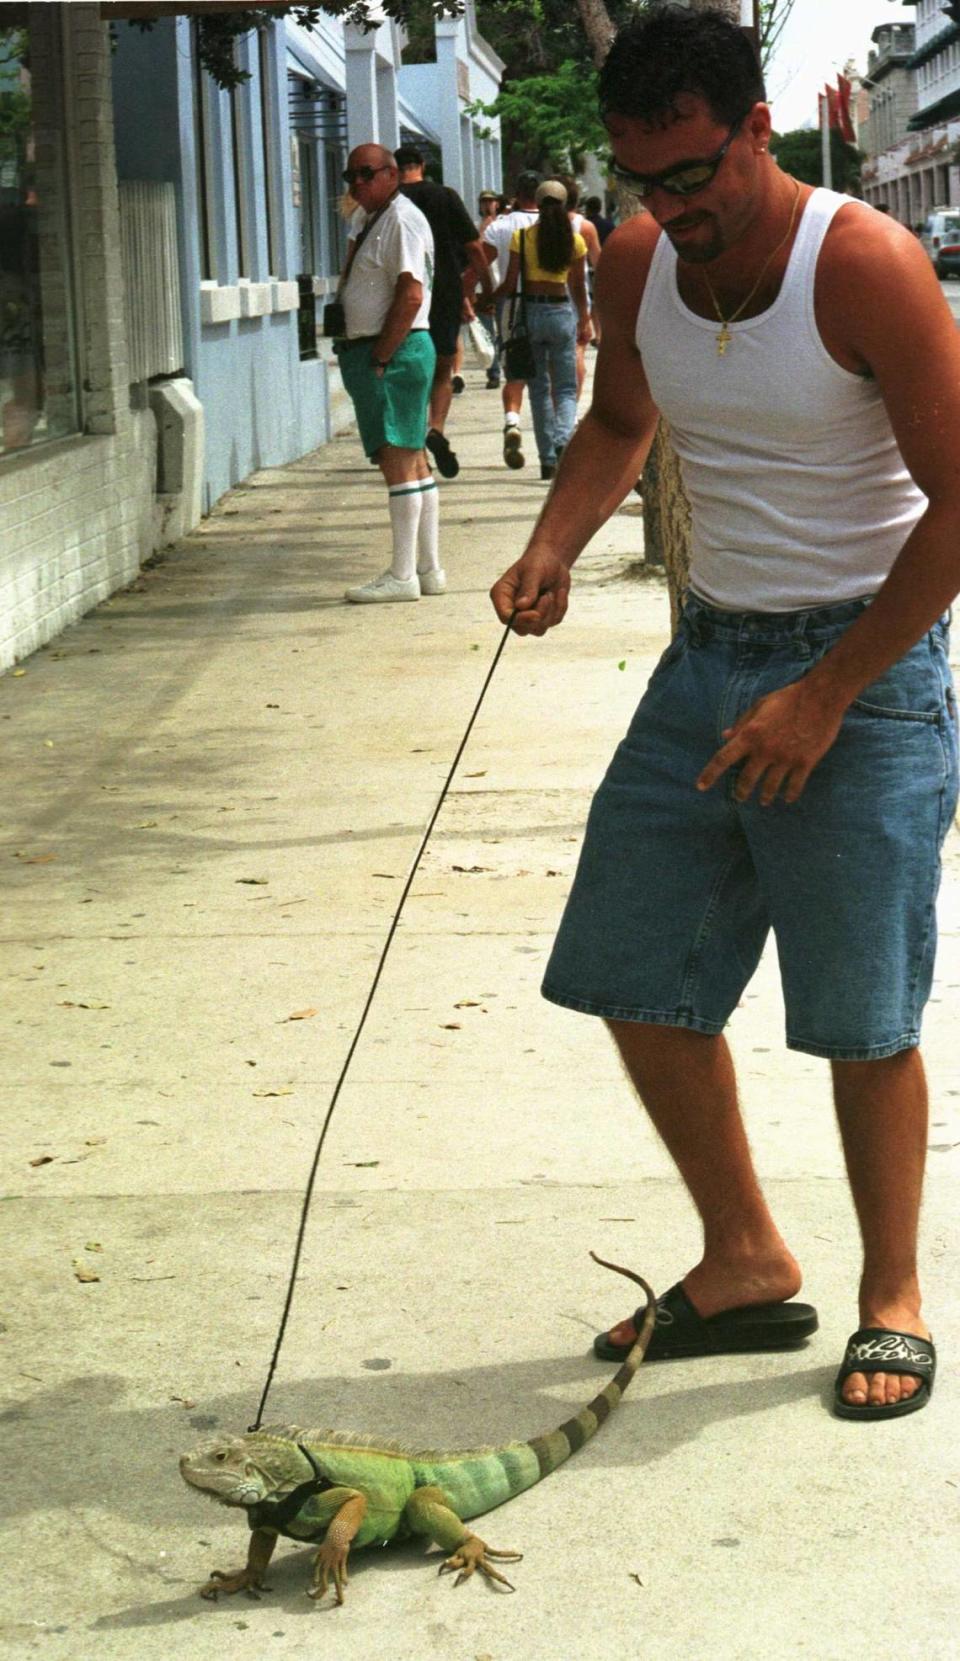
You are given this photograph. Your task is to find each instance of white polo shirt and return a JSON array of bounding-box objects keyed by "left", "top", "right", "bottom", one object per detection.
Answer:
[
  {"left": 343, "top": 193, "right": 434, "bottom": 339},
  {"left": 483, "top": 208, "right": 538, "bottom": 286}
]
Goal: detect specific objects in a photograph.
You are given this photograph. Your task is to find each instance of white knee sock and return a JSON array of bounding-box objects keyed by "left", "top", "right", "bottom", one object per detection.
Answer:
[
  {"left": 387, "top": 484, "right": 423, "bottom": 582},
  {"left": 416, "top": 480, "right": 440, "bottom": 575}
]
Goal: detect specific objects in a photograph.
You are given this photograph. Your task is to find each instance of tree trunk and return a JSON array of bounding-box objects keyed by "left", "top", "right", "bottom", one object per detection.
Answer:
[{"left": 576, "top": 0, "right": 743, "bottom": 626}]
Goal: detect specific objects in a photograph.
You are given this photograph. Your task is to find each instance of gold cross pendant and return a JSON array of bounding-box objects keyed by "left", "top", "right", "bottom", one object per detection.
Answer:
[{"left": 716, "top": 323, "right": 731, "bottom": 357}]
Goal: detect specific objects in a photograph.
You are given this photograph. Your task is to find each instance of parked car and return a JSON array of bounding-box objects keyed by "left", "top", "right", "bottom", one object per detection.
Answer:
[{"left": 920, "top": 207, "right": 960, "bottom": 278}]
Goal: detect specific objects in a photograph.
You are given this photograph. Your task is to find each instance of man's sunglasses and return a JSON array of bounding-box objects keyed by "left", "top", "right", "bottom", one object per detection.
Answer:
[
  {"left": 611, "top": 117, "right": 744, "bottom": 199},
  {"left": 342, "top": 163, "right": 392, "bottom": 186}
]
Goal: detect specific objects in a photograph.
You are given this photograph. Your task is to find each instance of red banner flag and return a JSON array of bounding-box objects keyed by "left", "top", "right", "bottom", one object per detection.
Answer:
[
  {"left": 837, "top": 74, "right": 856, "bottom": 144},
  {"left": 825, "top": 84, "right": 840, "bottom": 131}
]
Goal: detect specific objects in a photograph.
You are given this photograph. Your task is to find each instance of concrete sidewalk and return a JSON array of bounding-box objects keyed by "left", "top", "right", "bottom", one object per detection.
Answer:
[{"left": 4, "top": 367, "right": 959, "bottom": 1660}]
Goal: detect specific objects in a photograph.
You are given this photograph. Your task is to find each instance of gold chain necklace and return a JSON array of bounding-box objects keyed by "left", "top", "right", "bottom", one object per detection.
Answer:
[{"left": 701, "top": 180, "right": 802, "bottom": 357}]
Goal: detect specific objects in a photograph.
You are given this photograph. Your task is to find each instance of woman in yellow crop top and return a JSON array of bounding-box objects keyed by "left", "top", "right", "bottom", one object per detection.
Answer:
[{"left": 495, "top": 180, "right": 592, "bottom": 479}]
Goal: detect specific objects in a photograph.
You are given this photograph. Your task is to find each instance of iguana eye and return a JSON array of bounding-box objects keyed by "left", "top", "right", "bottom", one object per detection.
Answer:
[{"left": 214, "top": 1451, "right": 227, "bottom": 1462}]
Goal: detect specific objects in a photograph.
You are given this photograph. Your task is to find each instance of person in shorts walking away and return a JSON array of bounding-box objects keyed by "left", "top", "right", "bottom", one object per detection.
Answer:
[
  {"left": 477, "top": 190, "right": 505, "bottom": 388},
  {"left": 482, "top": 170, "right": 541, "bottom": 470},
  {"left": 395, "top": 145, "right": 493, "bottom": 480},
  {"left": 336, "top": 145, "right": 444, "bottom": 603},
  {"left": 496, "top": 180, "right": 592, "bottom": 479},
  {"left": 491, "top": 6, "right": 960, "bottom": 1419}
]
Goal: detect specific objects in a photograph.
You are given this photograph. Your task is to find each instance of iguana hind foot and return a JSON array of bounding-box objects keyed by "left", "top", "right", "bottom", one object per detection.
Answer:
[{"left": 439, "top": 1533, "right": 523, "bottom": 1591}]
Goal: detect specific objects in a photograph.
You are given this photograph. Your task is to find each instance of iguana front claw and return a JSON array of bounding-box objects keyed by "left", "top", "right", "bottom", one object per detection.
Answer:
[
  {"left": 199, "top": 1567, "right": 271, "bottom": 1600},
  {"left": 308, "top": 1540, "right": 351, "bottom": 1606},
  {"left": 439, "top": 1533, "right": 523, "bottom": 1591}
]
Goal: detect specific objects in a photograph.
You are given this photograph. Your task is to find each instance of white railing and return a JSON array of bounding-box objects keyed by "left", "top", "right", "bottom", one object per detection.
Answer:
[{"left": 118, "top": 181, "right": 184, "bottom": 381}]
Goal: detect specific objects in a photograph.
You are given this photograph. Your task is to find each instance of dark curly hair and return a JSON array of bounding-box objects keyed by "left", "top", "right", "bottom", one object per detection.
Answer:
[{"left": 598, "top": 4, "right": 765, "bottom": 129}]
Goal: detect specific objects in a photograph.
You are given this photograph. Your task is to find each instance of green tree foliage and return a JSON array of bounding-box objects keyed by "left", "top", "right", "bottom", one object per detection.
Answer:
[
  {"left": 770, "top": 126, "right": 863, "bottom": 192},
  {"left": 470, "top": 59, "right": 607, "bottom": 175},
  {"left": 128, "top": 3, "right": 460, "bottom": 90}
]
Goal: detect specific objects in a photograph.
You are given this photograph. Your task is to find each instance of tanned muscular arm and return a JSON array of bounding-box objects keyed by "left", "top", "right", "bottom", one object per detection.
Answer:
[
  {"left": 490, "top": 213, "right": 662, "bottom": 635},
  {"left": 697, "top": 210, "right": 960, "bottom": 806}
]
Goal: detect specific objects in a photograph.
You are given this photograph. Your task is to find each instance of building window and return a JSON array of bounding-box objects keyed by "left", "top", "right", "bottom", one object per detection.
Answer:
[
  {"left": 0, "top": 17, "right": 79, "bottom": 456},
  {"left": 323, "top": 143, "right": 347, "bottom": 277},
  {"left": 192, "top": 23, "right": 216, "bottom": 280},
  {"left": 287, "top": 72, "right": 347, "bottom": 279},
  {"left": 297, "top": 136, "right": 318, "bottom": 273},
  {"left": 258, "top": 29, "right": 279, "bottom": 276},
  {"left": 229, "top": 78, "right": 250, "bottom": 279}
]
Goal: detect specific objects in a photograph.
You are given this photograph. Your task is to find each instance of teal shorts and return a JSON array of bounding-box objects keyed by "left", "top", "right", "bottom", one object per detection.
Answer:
[{"left": 336, "top": 330, "right": 436, "bottom": 456}]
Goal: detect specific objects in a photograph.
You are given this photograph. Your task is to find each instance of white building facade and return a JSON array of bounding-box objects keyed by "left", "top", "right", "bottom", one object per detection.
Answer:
[
  {"left": 861, "top": 1, "right": 960, "bottom": 224},
  {"left": 0, "top": 2, "right": 502, "bottom": 672}
]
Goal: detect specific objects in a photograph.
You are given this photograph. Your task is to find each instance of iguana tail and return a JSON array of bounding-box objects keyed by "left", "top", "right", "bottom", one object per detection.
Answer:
[{"left": 524, "top": 1255, "right": 656, "bottom": 1479}]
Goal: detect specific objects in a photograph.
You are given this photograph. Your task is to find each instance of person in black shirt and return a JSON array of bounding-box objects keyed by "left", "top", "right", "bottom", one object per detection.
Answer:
[
  {"left": 395, "top": 145, "right": 493, "bottom": 478},
  {"left": 584, "top": 195, "right": 616, "bottom": 246}
]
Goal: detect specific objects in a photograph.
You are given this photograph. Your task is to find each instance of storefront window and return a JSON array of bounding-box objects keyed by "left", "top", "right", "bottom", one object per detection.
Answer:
[{"left": 0, "top": 18, "right": 79, "bottom": 457}]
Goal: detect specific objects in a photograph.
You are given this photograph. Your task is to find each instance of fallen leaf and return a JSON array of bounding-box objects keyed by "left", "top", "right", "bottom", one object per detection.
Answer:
[
  {"left": 43, "top": 740, "right": 54, "bottom": 748},
  {"left": 73, "top": 1260, "right": 100, "bottom": 1284},
  {"left": 85, "top": 1241, "right": 103, "bottom": 1252},
  {"left": 252, "top": 1088, "right": 294, "bottom": 1098},
  {"left": 281, "top": 1008, "right": 317, "bottom": 1022},
  {"left": 236, "top": 877, "right": 268, "bottom": 885},
  {"left": 58, "top": 1001, "right": 110, "bottom": 1010},
  {"left": 629, "top": 1571, "right": 644, "bottom": 1586},
  {"left": 171, "top": 1395, "right": 197, "bottom": 1409},
  {"left": 454, "top": 1000, "right": 480, "bottom": 1008},
  {"left": 618, "top": 660, "right": 627, "bottom": 671},
  {"left": 452, "top": 865, "right": 492, "bottom": 874},
  {"left": 464, "top": 771, "right": 486, "bottom": 778},
  {"left": 442, "top": 1023, "right": 461, "bottom": 1030},
  {"left": 371, "top": 872, "right": 396, "bottom": 879},
  {"left": 85, "top": 1137, "right": 107, "bottom": 1146},
  {"left": 29, "top": 1155, "right": 55, "bottom": 1167},
  {"left": 346, "top": 1160, "right": 380, "bottom": 1168},
  {"left": 16, "top": 853, "right": 57, "bottom": 864},
  {"left": 132, "top": 821, "right": 158, "bottom": 830},
  {"left": 12, "top": 668, "right": 26, "bottom": 677}
]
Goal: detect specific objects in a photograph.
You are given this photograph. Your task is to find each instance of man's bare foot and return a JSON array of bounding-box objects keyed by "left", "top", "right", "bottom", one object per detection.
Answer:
[
  {"left": 839, "top": 1300, "right": 931, "bottom": 1409},
  {"left": 604, "top": 1247, "right": 803, "bottom": 1350}
]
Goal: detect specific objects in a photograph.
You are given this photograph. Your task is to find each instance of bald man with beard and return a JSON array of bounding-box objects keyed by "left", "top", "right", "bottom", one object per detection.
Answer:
[{"left": 334, "top": 145, "right": 445, "bottom": 603}]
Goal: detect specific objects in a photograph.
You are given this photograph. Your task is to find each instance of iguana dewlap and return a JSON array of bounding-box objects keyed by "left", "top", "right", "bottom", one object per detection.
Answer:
[{"left": 179, "top": 1256, "right": 655, "bottom": 1605}]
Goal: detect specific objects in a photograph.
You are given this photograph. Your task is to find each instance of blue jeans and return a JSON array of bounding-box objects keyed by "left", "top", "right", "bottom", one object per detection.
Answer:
[
  {"left": 543, "top": 594, "right": 959, "bottom": 1059},
  {"left": 525, "top": 302, "right": 578, "bottom": 465}
]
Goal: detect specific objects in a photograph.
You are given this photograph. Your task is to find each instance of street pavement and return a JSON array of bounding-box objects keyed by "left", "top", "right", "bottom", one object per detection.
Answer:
[{"left": 3, "top": 362, "right": 960, "bottom": 1659}]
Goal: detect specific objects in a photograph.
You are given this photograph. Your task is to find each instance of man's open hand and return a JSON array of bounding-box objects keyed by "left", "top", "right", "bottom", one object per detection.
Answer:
[
  {"left": 490, "top": 550, "right": 571, "bottom": 636},
  {"left": 697, "top": 677, "right": 846, "bottom": 805}
]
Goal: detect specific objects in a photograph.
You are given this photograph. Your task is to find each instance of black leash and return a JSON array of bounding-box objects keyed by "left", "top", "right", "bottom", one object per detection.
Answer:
[{"left": 250, "top": 615, "right": 516, "bottom": 1431}]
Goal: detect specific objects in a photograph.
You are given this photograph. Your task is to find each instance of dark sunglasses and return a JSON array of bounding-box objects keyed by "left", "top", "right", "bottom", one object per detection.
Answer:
[
  {"left": 612, "top": 117, "right": 744, "bottom": 199},
  {"left": 343, "top": 163, "right": 392, "bottom": 186}
]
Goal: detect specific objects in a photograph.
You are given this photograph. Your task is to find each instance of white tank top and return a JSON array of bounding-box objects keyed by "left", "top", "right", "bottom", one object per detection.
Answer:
[{"left": 636, "top": 188, "right": 926, "bottom": 611}]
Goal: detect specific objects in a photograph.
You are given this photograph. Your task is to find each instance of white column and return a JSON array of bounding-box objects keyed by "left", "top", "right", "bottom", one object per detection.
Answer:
[
  {"left": 344, "top": 28, "right": 379, "bottom": 150},
  {"left": 435, "top": 27, "right": 464, "bottom": 193}
]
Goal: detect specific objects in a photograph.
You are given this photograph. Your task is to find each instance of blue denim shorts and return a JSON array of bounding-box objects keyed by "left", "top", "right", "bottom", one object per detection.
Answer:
[{"left": 542, "top": 594, "right": 959, "bottom": 1059}]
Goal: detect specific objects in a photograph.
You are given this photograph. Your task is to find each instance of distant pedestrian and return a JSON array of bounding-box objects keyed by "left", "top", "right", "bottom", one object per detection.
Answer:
[
  {"left": 496, "top": 179, "right": 591, "bottom": 479},
  {"left": 584, "top": 194, "right": 616, "bottom": 245},
  {"left": 336, "top": 145, "right": 445, "bottom": 605},
  {"left": 481, "top": 170, "right": 541, "bottom": 470},
  {"left": 561, "top": 177, "right": 602, "bottom": 391},
  {"left": 395, "top": 145, "right": 493, "bottom": 480},
  {"left": 474, "top": 191, "right": 504, "bottom": 387}
]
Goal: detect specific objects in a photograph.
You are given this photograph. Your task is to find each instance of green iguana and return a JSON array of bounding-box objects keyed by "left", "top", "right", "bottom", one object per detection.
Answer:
[{"left": 179, "top": 1255, "right": 655, "bottom": 1605}]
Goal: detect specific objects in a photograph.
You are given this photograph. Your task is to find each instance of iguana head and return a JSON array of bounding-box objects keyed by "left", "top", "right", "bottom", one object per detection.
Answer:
[{"left": 179, "top": 1431, "right": 317, "bottom": 1510}]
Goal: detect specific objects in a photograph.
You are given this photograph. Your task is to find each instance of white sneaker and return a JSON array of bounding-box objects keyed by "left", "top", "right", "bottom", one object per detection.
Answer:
[
  {"left": 345, "top": 570, "right": 420, "bottom": 604},
  {"left": 418, "top": 567, "right": 447, "bottom": 596},
  {"left": 503, "top": 425, "right": 525, "bottom": 469}
]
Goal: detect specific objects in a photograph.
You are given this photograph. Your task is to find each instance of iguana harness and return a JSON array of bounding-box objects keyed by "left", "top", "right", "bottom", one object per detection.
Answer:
[{"left": 179, "top": 1256, "right": 655, "bottom": 1605}]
